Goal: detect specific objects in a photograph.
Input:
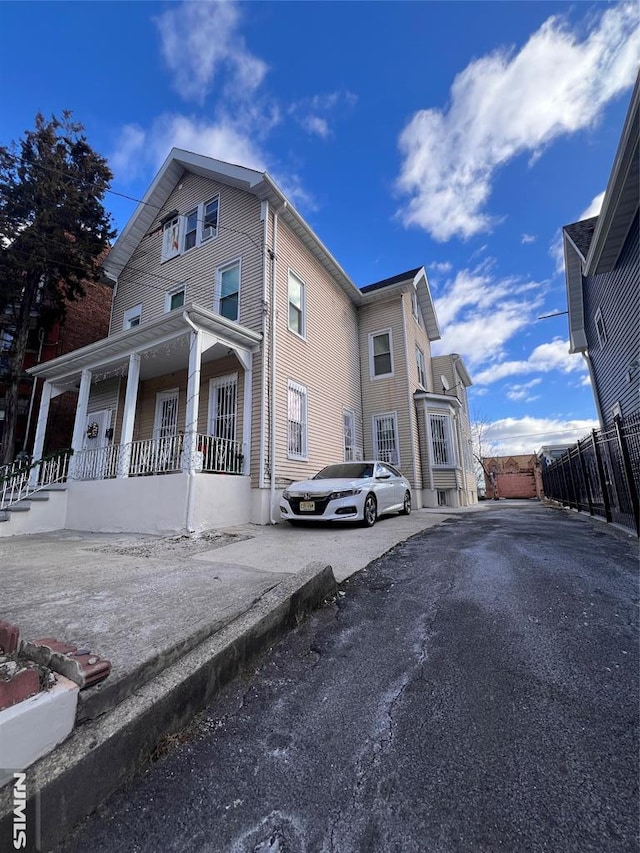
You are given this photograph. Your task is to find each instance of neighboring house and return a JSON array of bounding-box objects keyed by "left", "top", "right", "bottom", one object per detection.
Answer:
[
  {"left": 536, "top": 444, "right": 574, "bottom": 468},
  {"left": 25, "top": 149, "right": 476, "bottom": 534},
  {"left": 482, "top": 454, "right": 543, "bottom": 500},
  {"left": 0, "top": 279, "right": 112, "bottom": 458},
  {"left": 563, "top": 74, "right": 639, "bottom": 429}
]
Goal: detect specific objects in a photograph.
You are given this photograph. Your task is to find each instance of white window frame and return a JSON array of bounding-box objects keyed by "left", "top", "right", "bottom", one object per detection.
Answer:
[
  {"left": 287, "top": 380, "right": 308, "bottom": 460},
  {"left": 153, "top": 389, "right": 179, "bottom": 439},
  {"left": 594, "top": 307, "right": 607, "bottom": 347},
  {"left": 201, "top": 196, "right": 220, "bottom": 242},
  {"left": 182, "top": 207, "right": 198, "bottom": 252},
  {"left": 208, "top": 373, "right": 238, "bottom": 441},
  {"left": 164, "top": 284, "right": 186, "bottom": 313},
  {"left": 343, "top": 409, "right": 356, "bottom": 462},
  {"left": 372, "top": 411, "right": 400, "bottom": 466},
  {"left": 214, "top": 258, "right": 241, "bottom": 322},
  {"left": 416, "top": 346, "right": 427, "bottom": 389},
  {"left": 123, "top": 304, "right": 142, "bottom": 330},
  {"left": 411, "top": 289, "right": 419, "bottom": 319},
  {"left": 288, "top": 269, "right": 306, "bottom": 339},
  {"left": 369, "top": 329, "right": 394, "bottom": 380},
  {"left": 429, "top": 412, "right": 456, "bottom": 466},
  {"left": 161, "top": 215, "right": 181, "bottom": 262}
]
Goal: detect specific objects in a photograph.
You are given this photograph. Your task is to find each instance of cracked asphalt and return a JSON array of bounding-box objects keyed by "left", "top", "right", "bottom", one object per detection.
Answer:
[{"left": 60, "top": 503, "right": 639, "bottom": 853}]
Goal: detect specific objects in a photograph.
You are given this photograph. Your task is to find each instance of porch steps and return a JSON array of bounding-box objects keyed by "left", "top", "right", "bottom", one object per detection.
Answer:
[{"left": 0, "top": 486, "right": 67, "bottom": 530}]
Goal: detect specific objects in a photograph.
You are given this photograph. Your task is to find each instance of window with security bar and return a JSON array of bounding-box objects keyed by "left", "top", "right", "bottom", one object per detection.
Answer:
[
  {"left": 209, "top": 374, "right": 237, "bottom": 441},
  {"left": 430, "top": 413, "right": 454, "bottom": 465},
  {"left": 373, "top": 412, "right": 399, "bottom": 465},
  {"left": 288, "top": 381, "right": 308, "bottom": 458},
  {"left": 343, "top": 410, "right": 355, "bottom": 461}
]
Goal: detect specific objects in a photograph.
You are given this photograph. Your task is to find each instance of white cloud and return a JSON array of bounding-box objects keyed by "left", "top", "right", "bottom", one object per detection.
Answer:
[
  {"left": 289, "top": 90, "right": 357, "bottom": 138},
  {"left": 428, "top": 260, "right": 452, "bottom": 274},
  {"left": 550, "top": 189, "right": 606, "bottom": 274},
  {"left": 155, "top": 1, "right": 267, "bottom": 104},
  {"left": 474, "top": 337, "right": 587, "bottom": 385},
  {"left": 432, "top": 263, "right": 546, "bottom": 366},
  {"left": 521, "top": 233, "right": 537, "bottom": 244},
  {"left": 396, "top": 3, "right": 639, "bottom": 241},
  {"left": 505, "top": 378, "right": 542, "bottom": 402},
  {"left": 477, "top": 415, "right": 599, "bottom": 456}
]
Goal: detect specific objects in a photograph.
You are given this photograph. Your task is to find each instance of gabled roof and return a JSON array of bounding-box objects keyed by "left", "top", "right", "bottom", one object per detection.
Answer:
[
  {"left": 360, "top": 267, "right": 441, "bottom": 341},
  {"left": 563, "top": 73, "right": 639, "bottom": 354},
  {"left": 104, "top": 148, "right": 360, "bottom": 302},
  {"left": 563, "top": 217, "right": 598, "bottom": 262}
]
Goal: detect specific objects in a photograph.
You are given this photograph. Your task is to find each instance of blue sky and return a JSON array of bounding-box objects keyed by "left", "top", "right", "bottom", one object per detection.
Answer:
[{"left": 2, "top": 1, "right": 638, "bottom": 454}]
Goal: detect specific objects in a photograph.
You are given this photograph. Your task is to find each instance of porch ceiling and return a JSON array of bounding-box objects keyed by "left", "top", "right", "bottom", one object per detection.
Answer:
[{"left": 29, "top": 302, "right": 262, "bottom": 388}]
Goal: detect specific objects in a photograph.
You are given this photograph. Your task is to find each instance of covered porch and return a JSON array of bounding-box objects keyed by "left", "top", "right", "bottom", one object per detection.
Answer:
[{"left": 26, "top": 304, "right": 262, "bottom": 531}]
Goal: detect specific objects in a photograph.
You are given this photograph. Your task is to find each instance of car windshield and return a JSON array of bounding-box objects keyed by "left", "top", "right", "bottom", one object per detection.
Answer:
[{"left": 314, "top": 463, "right": 374, "bottom": 480}]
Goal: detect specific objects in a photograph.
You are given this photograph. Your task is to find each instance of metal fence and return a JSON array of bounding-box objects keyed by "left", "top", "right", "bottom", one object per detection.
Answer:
[{"left": 541, "top": 414, "right": 640, "bottom": 536}]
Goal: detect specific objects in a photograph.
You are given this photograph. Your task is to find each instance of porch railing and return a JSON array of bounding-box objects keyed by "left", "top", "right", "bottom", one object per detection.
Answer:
[
  {"left": 1, "top": 451, "right": 71, "bottom": 510},
  {"left": 69, "top": 434, "right": 245, "bottom": 481}
]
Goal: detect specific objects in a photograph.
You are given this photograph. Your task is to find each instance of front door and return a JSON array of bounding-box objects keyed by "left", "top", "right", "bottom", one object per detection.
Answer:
[{"left": 153, "top": 390, "right": 179, "bottom": 471}]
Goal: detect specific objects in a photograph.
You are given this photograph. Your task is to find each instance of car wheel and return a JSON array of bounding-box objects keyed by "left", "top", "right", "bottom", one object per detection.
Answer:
[
  {"left": 362, "top": 493, "right": 377, "bottom": 527},
  {"left": 401, "top": 490, "right": 411, "bottom": 515}
]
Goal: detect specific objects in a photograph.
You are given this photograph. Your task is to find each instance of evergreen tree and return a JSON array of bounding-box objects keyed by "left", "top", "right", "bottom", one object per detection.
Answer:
[{"left": 0, "top": 112, "right": 115, "bottom": 464}]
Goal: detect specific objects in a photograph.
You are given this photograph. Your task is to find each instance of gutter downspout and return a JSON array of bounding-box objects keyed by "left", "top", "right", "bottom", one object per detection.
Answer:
[
  {"left": 269, "top": 207, "right": 283, "bottom": 523},
  {"left": 183, "top": 309, "right": 200, "bottom": 533},
  {"left": 259, "top": 202, "right": 269, "bottom": 490},
  {"left": 582, "top": 351, "right": 605, "bottom": 429}
]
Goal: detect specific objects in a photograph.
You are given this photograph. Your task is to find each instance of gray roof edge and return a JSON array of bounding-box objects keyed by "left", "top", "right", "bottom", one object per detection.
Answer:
[{"left": 584, "top": 74, "right": 640, "bottom": 275}]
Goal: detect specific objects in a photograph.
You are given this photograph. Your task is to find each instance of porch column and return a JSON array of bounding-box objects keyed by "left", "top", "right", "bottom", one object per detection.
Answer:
[
  {"left": 118, "top": 353, "right": 141, "bottom": 478},
  {"left": 234, "top": 350, "right": 253, "bottom": 476},
  {"left": 28, "top": 380, "right": 53, "bottom": 487},
  {"left": 68, "top": 369, "right": 92, "bottom": 479},
  {"left": 183, "top": 328, "right": 203, "bottom": 472}
]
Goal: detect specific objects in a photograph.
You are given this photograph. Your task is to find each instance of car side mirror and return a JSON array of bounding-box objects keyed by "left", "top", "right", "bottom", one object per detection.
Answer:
[{"left": 376, "top": 473, "right": 391, "bottom": 480}]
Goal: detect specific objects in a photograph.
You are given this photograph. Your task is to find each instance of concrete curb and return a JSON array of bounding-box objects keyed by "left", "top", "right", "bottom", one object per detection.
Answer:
[{"left": 0, "top": 561, "right": 336, "bottom": 852}]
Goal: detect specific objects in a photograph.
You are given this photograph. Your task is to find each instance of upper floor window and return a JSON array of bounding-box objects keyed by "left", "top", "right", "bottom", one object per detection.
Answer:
[
  {"left": 165, "top": 285, "right": 185, "bottom": 313},
  {"left": 288, "top": 380, "right": 308, "bottom": 459},
  {"left": 162, "top": 216, "right": 181, "bottom": 262},
  {"left": 202, "top": 197, "right": 219, "bottom": 241},
  {"left": 416, "top": 347, "right": 427, "bottom": 388},
  {"left": 370, "top": 330, "right": 393, "bottom": 378},
  {"left": 430, "top": 413, "right": 455, "bottom": 466},
  {"left": 183, "top": 209, "right": 198, "bottom": 251},
  {"left": 288, "top": 270, "right": 305, "bottom": 337},
  {"left": 216, "top": 260, "right": 240, "bottom": 322},
  {"left": 411, "top": 289, "right": 419, "bottom": 318},
  {"left": 595, "top": 308, "right": 607, "bottom": 347},
  {"left": 123, "top": 304, "right": 142, "bottom": 330}
]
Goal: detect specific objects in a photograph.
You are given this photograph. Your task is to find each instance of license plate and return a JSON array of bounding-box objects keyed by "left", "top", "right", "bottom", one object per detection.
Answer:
[{"left": 299, "top": 501, "right": 315, "bottom": 512}]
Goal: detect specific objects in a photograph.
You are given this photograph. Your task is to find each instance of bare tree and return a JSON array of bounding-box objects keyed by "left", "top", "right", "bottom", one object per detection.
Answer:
[{"left": 471, "top": 412, "right": 500, "bottom": 499}]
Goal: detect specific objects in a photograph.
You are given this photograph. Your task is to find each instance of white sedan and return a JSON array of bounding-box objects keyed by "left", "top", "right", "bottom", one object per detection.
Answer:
[{"left": 280, "top": 461, "right": 412, "bottom": 527}]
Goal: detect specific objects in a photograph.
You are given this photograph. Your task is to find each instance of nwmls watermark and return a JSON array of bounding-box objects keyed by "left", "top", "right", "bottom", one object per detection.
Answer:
[
  {"left": 12, "top": 772, "right": 27, "bottom": 850},
  {"left": 1, "top": 769, "right": 41, "bottom": 851}
]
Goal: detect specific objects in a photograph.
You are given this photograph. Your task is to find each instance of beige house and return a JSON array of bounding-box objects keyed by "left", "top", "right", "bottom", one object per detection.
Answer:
[{"left": 23, "top": 149, "right": 476, "bottom": 533}]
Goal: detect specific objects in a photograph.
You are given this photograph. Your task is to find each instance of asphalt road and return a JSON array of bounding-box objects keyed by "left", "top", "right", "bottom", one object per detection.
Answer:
[{"left": 62, "top": 503, "right": 639, "bottom": 853}]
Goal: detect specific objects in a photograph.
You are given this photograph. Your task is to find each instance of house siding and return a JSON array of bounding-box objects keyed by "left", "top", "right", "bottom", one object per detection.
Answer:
[
  {"left": 583, "top": 211, "right": 639, "bottom": 425},
  {"left": 272, "top": 218, "right": 363, "bottom": 485},
  {"left": 111, "top": 171, "right": 265, "bottom": 336},
  {"left": 358, "top": 296, "right": 417, "bottom": 484}
]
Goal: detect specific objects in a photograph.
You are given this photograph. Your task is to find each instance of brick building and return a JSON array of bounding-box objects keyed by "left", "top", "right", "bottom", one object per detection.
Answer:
[
  {"left": 0, "top": 278, "right": 113, "bottom": 458},
  {"left": 482, "top": 454, "right": 543, "bottom": 500}
]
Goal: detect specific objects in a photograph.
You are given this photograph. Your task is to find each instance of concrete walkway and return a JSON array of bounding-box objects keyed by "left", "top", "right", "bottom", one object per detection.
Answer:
[{"left": 0, "top": 505, "right": 486, "bottom": 850}]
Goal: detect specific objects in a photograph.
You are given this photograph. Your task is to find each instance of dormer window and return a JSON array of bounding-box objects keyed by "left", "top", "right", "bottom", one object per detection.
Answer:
[{"left": 162, "top": 216, "right": 180, "bottom": 262}]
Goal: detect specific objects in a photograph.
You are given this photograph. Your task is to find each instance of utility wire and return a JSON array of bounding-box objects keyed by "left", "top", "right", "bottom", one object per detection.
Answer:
[{"left": 2, "top": 150, "right": 265, "bottom": 255}]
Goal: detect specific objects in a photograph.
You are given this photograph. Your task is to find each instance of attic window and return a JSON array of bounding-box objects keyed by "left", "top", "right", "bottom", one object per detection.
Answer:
[
  {"left": 411, "top": 289, "right": 419, "bottom": 318},
  {"left": 595, "top": 308, "right": 607, "bottom": 347}
]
